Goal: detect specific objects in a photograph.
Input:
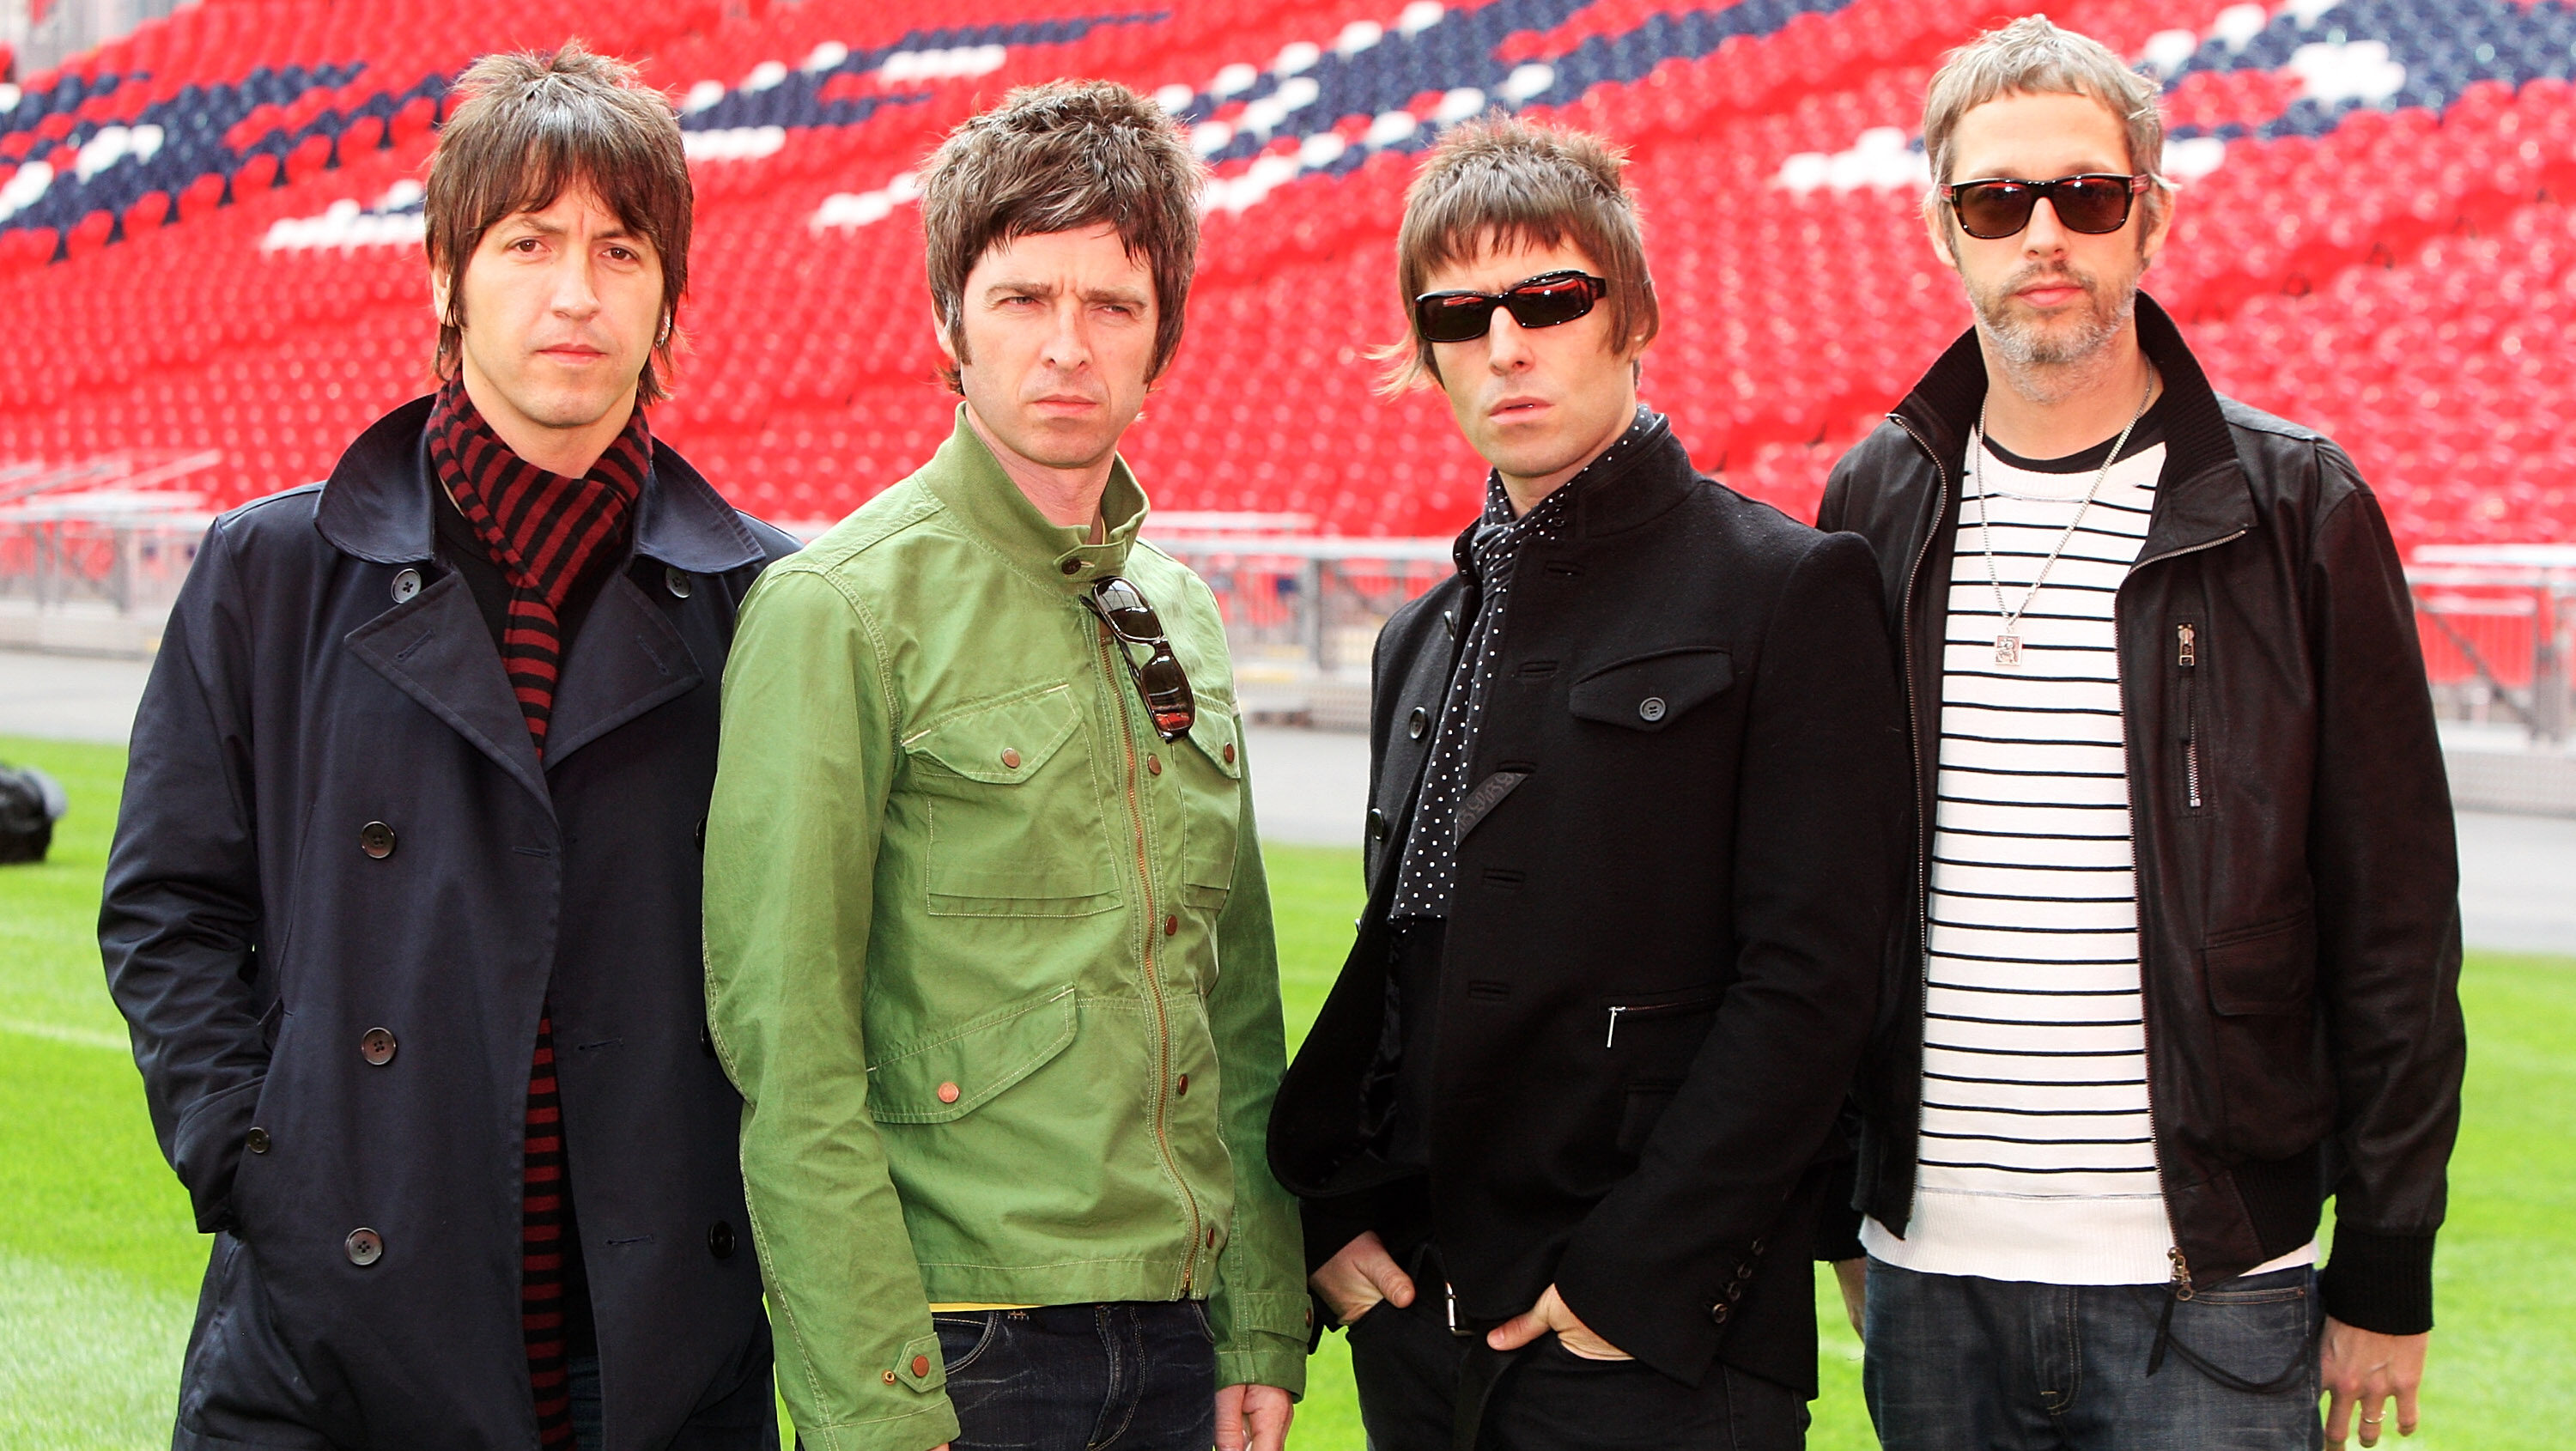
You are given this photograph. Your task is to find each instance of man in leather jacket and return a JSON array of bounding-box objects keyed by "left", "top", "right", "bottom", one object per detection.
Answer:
[
  {"left": 1268, "top": 116, "right": 1909, "bottom": 1450},
  {"left": 1817, "top": 19, "right": 2464, "bottom": 1451}
]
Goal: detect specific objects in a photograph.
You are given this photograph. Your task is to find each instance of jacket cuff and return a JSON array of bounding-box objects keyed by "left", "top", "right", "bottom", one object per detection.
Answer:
[
  {"left": 792, "top": 1400, "right": 961, "bottom": 1451},
  {"left": 2318, "top": 1227, "right": 2435, "bottom": 1336},
  {"left": 1217, "top": 1330, "right": 1309, "bottom": 1400}
]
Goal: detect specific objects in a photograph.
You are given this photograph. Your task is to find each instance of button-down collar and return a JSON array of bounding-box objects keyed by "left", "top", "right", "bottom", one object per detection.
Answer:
[{"left": 917, "top": 404, "right": 1150, "bottom": 596}]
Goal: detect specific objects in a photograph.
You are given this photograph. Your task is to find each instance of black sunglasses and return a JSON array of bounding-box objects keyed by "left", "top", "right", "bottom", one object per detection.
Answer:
[
  {"left": 1942, "top": 173, "right": 2151, "bottom": 240},
  {"left": 1084, "top": 577, "right": 1196, "bottom": 743},
  {"left": 1413, "top": 270, "right": 1608, "bottom": 344}
]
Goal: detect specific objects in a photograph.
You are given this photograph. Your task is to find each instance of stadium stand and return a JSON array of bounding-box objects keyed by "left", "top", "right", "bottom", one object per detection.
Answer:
[{"left": 2, "top": 0, "right": 2572, "bottom": 560}]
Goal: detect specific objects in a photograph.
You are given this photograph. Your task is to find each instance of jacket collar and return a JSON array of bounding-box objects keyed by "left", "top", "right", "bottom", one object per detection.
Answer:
[
  {"left": 1888, "top": 293, "right": 2255, "bottom": 556},
  {"left": 919, "top": 404, "right": 1150, "bottom": 596},
  {"left": 1450, "top": 408, "right": 1692, "bottom": 568},
  {"left": 314, "top": 394, "right": 768, "bottom": 574}
]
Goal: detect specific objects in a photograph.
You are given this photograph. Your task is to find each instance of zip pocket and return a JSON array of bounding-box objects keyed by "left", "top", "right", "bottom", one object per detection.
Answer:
[
  {"left": 1601, "top": 988, "right": 1722, "bottom": 1048},
  {"left": 2178, "top": 622, "right": 2202, "bottom": 811}
]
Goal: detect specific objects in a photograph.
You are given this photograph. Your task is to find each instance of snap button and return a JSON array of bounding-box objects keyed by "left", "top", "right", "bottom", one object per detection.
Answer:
[
  {"left": 359, "top": 1027, "right": 396, "bottom": 1065},
  {"left": 1709, "top": 1302, "right": 1729, "bottom": 1325},
  {"left": 1146, "top": 755, "right": 1162, "bottom": 776},
  {"left": 665, "top": 566, "right": 693, "bottom": 599},
  {"left": 1163, "top": 914, "right": 1178, "bottom": 938},
  {"left": 1222, "top": 742, "right": 1235, "bottom": 765},
  {"left": 912, "top": 1355, "right": 931, "bottom": 1378},
  {"left": 709, "top": 1220, "right": 736, "bottom": 1259},
  {"left": 1060, "top": 559, "right": 1083, "bottom": 575},
  {"left": 1637, "top": 695, "right": 1668, "bottom": 723},
  {"left": 1206, "top": 1226, "right": 1218, "bottom": 1248},
  {"left": 345, "top": 1228, "right": 384, "bottom": 1266},
  {"left": 1367, "top": 807, "right": 1389, "bottom": 842},
  {"left": 1000, "top": 747, "right": 1022, "bottom": 769},
  {"left": 390, "top": 568, "right": 422, "bottom": 604},
  {"left": 246, "top": 1126, "right": 270, "bottom": 1154},
  {"left": 937, "top": 1081, "right": 961, "bottom": 1104},
  {"left": 1175, "top": 1073, "right": 1190, "bottom": 1097},
  {"left": 882, "top": 1370, "right": 897, "bottom": 1384},
  {"left": 359, "top": 821, "right": 396, "bottom": 859},
  {"left": 1441, "top": 609, "right": 1457, "bottom": 639},
  {"left": 1407, "top": 707, "right": 1429, "bottom": 740}
]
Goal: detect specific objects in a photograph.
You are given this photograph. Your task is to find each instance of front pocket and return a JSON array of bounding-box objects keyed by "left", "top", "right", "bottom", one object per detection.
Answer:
[
  {"left": 931, "top": 1313, "right": 999, "bottom": 1375},
  {"left": 1179, "top": 707, "right": 1244, "bottom": 912},
  {"left": 866, "top": 986, "right": 1079, "bottom": 1124},
  {"left": 904, "top": 686, "right": 1118, "bottom": 917},
  {"left": 2200, "top": 915, "right": 2331, "bottom": 1156},
  {"left": 1567, "top": 647, "right": 1733, "bottom": 732}
]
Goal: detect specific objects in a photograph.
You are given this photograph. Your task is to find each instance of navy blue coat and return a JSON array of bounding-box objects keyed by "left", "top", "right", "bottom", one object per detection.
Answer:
[{"left": 102, "top": 398, "right": 797, "bottom": 1450}]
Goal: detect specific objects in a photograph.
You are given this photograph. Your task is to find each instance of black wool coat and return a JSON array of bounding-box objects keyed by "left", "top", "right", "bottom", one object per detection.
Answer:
[
  {"left": 101, "top": 398, "right": 797, "bottom": 1451},
  {"left": 1267, "top": 424, "right": 1911, "bottom": 1393}
]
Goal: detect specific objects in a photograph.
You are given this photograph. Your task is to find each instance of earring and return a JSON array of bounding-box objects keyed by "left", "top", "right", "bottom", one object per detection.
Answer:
[{"left": 655, "top": 314, "right": 672, "bottom": 347}]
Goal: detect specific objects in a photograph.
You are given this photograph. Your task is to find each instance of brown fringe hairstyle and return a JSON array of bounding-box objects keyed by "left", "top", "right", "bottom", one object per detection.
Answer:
[
  {"left": 423, "top": 42, "right": 693, "bottom": 403},
  {"left": 919, "top": 80, "right": 1206, "bottom": 392},
  {"left": 1382, "top": 116, "right": 1659, "bottom": 395}
]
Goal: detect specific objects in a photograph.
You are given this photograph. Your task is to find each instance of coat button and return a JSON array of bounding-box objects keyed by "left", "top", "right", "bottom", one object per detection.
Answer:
[
  {"left": 1175, "top": 1073, "right": 1190, "bottom": 1097},
  {"left": 359, "top": 821, "right": 396, "bottom": 859},
  {"left": 1060, "top": 559, "right": 1083, "bottom": 575},
  {"left": 709, "top": 1220, "right": 736, "bottom": 1259},
  {"left": 911, "top": 1354, "right": 932, "bottom": 1379},
  {"left": 1000, "top": 747, "right": 1022, "bottom": 769},
  {"left": 359, "top": 1028, "right": 397, "bottom": 1065},
  {"left": 1163, "top": 914, "right": 1178, "bottom": 937},
  {"left": 1146, "top": 755, "right": 1162, "bottom": 776},
  {"left": 1407, "top": 707, "right": 1429, "bottom": 740},
  {"left": 1709, "top": 1302, "right": 1729, "bottom": 1325},
  {"left": 1366, "top": 807, "right": 1389, "bottom": 842},
  {"left": 245, "top": 1126, "right": 270, "bottom": 1154},
  {"left": 937, "top": 1081, "right": 961, "bottom": 1104},
  {"left": 345, "top": 1228, "right": 384, "bottom": 1266},
  {"left": 1222, "top": 742, "right": 1235, "bottom": 766},
  {"left": 390, "top": 568, "right": 422, "bottom": 604},
  {"left": 1637, "top": 695, "right": 1668, "bottom": 723},
  {"left": 1442, "top": 609, "right": 1457, "bottom": 639},
  {"left": 665, "top": 566, "right": 693, "bottom": 599}
]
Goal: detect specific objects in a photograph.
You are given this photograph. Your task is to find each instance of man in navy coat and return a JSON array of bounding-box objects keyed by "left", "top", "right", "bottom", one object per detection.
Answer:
[{"left": 100, "top": 44, "right": 790, "bottom": 1450}]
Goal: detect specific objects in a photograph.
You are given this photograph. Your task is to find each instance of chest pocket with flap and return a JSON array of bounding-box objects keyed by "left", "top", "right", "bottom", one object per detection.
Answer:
[
  {"left": 904, "top": 686, "right": 1116, "bottom": 917},
  {"left": 1177, "top": 707, "right": 1244, "bottom": 913},
  {"left": 1568, "top": 647, "right": 1734, "bottom": 732}
]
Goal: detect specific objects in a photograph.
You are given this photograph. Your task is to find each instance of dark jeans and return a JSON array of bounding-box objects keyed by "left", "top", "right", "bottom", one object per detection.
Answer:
[
  {"left": 1863, "top": 1260, "right": 2324, "bottom": 1450},
  {"left": 1345, "top": 1277, "right": 1808, "bottom": 1451},
  {"left": 933, "top": 1302, "right": 1217, "bottom": 1451}
]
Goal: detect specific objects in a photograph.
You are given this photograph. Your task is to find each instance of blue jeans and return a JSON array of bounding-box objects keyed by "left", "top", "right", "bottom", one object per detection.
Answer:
[
  {"left": 933, "top": 1302, "right": 1217, "bottom": 1451},
  {"left": 1864, "top": 1261, "right": 2324, "bottom": 1450}
]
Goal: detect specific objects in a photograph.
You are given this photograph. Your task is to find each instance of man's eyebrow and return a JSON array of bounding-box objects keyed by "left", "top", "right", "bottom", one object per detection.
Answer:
[
  {"left": 982, "top": 276, "right": 1057, "bottom": 300},
  {"left": 1081, "top": 283, "right": 1151, "bottom": 307}
]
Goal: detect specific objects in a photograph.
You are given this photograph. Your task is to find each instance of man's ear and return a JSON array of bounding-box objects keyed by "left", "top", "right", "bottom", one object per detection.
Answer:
[
  {"left": 1922, "top": 196, "right": 1961, "bottom": 273},
  {"left": 429, "top": 264, "right": 451, "bottom": 329},
  {"left": 2139, "top": 183, "right": 2176, "bottom": 270},
  {"left": 933, "top": 305, "right": 963, "bottom": 367}
]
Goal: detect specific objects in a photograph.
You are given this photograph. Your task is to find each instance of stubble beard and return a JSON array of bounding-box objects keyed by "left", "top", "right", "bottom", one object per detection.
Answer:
[{"left": 1971, "top": 257, "right": 2141, "bottom": 405}]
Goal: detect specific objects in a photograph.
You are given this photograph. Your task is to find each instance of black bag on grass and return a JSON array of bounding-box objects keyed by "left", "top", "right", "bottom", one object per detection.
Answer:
[{"left": 0, "top": 762, "right": 68, "bottom": 864}]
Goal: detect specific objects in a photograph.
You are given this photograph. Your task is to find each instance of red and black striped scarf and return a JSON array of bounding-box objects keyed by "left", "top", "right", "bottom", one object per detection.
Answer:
[
  {"left": 424, "top": 379, "right": 650, "bottom": 749},
  {"left": 425, "top": 379, "right": 647, "bottom": 1448}
]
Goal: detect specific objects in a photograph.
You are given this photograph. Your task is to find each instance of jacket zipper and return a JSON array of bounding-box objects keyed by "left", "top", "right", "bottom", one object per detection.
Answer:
[
  {"left": 1889, "top": 415, "right": 1952, "bottom": 1208},
  {"left": 1096, "top": 624, "right": 1204, "bottom": 1292},
  {"left": 2117, "top": 529, "right": 2243, "bottom": 1296},
  {"left": 2178, "top": 622, "right": 2202, "bottom": 810},
  {"left": 1602, "top": 999, "right": 1710, "bottom": 1048}
]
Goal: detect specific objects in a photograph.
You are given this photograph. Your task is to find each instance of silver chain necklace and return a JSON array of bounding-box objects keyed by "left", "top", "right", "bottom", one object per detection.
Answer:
[{"left": 1971, "top": 379, "right": 2154, "bottom": 667}]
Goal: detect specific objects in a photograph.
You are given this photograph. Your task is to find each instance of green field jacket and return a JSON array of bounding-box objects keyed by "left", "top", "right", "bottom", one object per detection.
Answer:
[{"left": 702, "top": 410, "right": 1308, "bottom": 1451}]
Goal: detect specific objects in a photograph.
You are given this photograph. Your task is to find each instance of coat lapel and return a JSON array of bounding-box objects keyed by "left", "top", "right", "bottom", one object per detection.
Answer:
[
  {"left": 344, "top": 571, "right": 551, "bottom": 807},
  {"left": 542, "top": 573, "right": 703, "bottom": 768}
]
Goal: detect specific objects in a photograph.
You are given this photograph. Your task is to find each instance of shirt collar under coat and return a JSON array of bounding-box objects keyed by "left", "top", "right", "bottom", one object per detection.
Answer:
[
  {"left": 1887, "top": 292, "right": 2257, "bottom": 558},
  {"left": 1451, "top": 407, "right": 1684, "bottom": 582},
  {"left": 313, "top": 393, "right": 771, "bottom": 575},
  {"left": 918, "top": 403, "right": 1151, "bottom": 596}
]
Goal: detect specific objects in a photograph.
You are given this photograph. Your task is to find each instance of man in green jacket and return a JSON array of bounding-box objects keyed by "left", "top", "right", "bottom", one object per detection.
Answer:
[{"left": 702, "top": 81, "right": 1304, "bottom": 1451}]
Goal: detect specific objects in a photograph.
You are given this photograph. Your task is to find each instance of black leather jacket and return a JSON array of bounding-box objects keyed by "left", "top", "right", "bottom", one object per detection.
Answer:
[{"left": 1817, "top": 295, "right": 2464, "bottom": 1335}]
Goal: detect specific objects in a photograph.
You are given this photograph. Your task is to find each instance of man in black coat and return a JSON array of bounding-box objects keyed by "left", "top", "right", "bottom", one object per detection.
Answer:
[
  {"left": 1267, "top": 118, "right": 1909, "bottom": 1450},
  {"left": 100, "top": 45, "right": 790, "bottom": 1451}
]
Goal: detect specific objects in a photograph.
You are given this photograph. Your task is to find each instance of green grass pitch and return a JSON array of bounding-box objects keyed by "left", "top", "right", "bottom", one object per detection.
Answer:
[{"left": 2, "top": 732, "right": 2568, "bottom": 1448}]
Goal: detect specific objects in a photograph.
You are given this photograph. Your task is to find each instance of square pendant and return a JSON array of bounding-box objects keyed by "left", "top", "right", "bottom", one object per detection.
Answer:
[{"left": 1996, "top": 634, "right": 2023, "bottom": 666}]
